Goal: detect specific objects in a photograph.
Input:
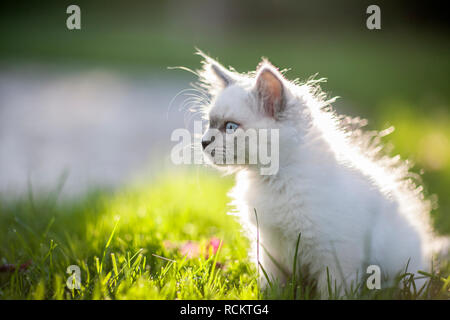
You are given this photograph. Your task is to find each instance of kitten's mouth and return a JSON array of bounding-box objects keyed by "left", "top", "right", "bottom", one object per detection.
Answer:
[
  {"left": 204, "top": 148, "right": 229, "bottom": 166},
  {"left": 203, "top": 148, "right": 216, "bottom": 162}
]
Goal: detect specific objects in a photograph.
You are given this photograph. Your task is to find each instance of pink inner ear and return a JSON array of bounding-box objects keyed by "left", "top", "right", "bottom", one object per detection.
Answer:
[{"left": 257, "top": 69, "right": 283, "bottom": 117}]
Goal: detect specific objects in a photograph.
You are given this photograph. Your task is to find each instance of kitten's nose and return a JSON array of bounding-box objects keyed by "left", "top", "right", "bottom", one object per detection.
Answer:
[{"left": 202, "top": 139, "right": 212, "bottom": 150}]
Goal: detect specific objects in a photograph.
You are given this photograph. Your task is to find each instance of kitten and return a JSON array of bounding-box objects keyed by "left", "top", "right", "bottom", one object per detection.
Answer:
[{"left": 194, "top": 50, "right": 449, "bottom": 297}]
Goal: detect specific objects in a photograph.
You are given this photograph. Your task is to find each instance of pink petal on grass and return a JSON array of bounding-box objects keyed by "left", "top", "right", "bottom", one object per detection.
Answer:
[
  {"left": 208, "top": 237, "right": 221, "bottom": 254},
  {"left": 205, "top": 237, "right": 222, "bottom": 259},
  {"left": 179, "top": 241, "right": 200, "bottom": 259}
]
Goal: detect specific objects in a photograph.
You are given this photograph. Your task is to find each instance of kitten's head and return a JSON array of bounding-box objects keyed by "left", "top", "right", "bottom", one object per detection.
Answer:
[{"left": 197, "top": 51, "right": 302, "bottom": 175}]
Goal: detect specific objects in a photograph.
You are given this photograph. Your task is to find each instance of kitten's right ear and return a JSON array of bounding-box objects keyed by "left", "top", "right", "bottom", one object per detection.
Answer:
[
  {"left": 255, "top": 60, "right": 286, "bottom": 118},
  {"left": 196, "top": 49, "right": 236, "bottom": 91}
]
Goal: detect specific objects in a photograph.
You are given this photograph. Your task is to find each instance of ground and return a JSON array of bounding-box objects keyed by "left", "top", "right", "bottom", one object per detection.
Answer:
[{"left": 0, "top": 170, "right": 448, "bottom": 299}]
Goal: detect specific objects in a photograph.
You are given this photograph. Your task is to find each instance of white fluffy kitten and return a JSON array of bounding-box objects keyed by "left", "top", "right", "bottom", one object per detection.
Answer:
[{"left": 194, "top": 51, "right": 449, "bottom": 297}]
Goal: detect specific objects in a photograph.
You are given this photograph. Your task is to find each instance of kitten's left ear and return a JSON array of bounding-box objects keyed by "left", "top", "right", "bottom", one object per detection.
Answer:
[
  {"left": 255, "top": 61, "right": 286, "bottom": 118},
  {"left": 197, "top": 49, "right": 236, "bottom": 91}
]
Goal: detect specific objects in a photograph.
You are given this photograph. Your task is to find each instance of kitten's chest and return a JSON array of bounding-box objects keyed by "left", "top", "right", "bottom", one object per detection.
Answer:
[{"left": 236, "top": 174, "right": 308, "bottom": 231}]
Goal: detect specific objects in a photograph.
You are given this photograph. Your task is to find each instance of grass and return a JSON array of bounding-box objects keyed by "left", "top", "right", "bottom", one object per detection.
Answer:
[
  {"left": 0, "top": 170, "right": 448, "bottom": 300},
  {"left": 0, "top": 171, "right": 256, "bottom": 299},
  {"left": 0, "top": 6, "right": 449, "bottom": 299}
]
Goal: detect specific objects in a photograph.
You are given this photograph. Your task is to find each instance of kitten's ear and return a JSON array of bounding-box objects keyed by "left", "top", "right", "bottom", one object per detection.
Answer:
[
  {"left": 255, "top": 61, "right": 285, "bottom": 118},
  {"left": 197, "top": 50, "right": 236, "bottom": 91}
]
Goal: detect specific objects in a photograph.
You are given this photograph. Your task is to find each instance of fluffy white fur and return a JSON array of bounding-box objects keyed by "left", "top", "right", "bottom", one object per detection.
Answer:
[{"left": 193, "top": 50, "right": 449, "bottom": 297}]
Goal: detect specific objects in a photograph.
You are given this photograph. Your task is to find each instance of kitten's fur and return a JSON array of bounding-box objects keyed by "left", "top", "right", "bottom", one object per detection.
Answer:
[{"left": 194, "top": 50, "right": 449, "bottom": 297}]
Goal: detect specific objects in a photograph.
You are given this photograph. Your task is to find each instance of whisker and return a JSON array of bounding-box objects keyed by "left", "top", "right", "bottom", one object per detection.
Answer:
[{"left": 167, "top": 88, "right": 205, "bottom": 120}]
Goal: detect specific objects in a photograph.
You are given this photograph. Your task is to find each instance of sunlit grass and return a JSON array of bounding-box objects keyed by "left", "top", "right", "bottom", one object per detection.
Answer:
[
  {"left": 0, "top": 171, "right": 259, "bottom": 299},
  {"left": 0, "top": 169, "right": 448, "bottom": 300}
]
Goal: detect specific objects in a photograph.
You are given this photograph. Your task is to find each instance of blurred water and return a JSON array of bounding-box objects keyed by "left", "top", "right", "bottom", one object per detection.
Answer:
[{"left": 0, "top": 66, "right": 196, "bottom": 197}]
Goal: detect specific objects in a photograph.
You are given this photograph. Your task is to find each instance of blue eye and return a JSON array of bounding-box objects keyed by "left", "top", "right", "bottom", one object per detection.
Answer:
[{"left": 225, "top": 122, "right": 239, "bottom": 133}]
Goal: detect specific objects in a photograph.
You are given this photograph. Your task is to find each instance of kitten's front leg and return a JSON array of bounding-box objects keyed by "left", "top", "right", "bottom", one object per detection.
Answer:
[{"left": 257, "top": 249, "right": 289, "bottom": 290}]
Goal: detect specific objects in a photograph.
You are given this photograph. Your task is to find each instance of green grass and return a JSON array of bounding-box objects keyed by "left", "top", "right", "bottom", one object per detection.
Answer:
[
  {"left": 0, "top": 171, "right": 448, "bottom": 300},
  {"left": 0, "top": 171, "right": 257, "bottom": 299},
  {"left": 0, "top": 7, "right": 449, "bottom": 299}
]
